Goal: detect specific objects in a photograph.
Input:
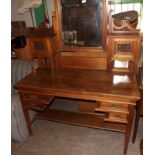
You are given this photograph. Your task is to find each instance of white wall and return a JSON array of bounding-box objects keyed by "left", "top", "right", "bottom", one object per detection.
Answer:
[
  {"left": 11, "top": 0, "right": 55, "bottom": 27},
  {"left": 11, "top": 0, "right": 34, "bottom": 27}
]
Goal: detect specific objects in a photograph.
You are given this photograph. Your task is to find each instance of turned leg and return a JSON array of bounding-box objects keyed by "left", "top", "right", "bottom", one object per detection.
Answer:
[
  {"left": 124, "top": 105, "right": 135, "bottom": 154},
  {"left": 132, "top": 104, "right": 140, "bottom": 143},
  {"left": 19, "top": 93, "right": 32, "bottom": 135},
  {"left": 132, "top": 97, "right": 143, "bottom": 143}
]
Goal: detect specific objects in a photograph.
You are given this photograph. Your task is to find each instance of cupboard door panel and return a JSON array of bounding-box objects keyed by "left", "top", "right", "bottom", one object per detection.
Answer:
[{"left": 61, "top": 56, "right": 107, "bottom": 70}]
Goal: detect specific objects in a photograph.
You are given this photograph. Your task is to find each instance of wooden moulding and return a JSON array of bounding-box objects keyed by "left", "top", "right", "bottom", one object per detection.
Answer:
[
  {"left": 36, "top": 109, "right": 126, "bottom": 132},
  {"left": 77, "top": 100, "right": 99, "bottom": 113},
  {"left": 60, "top": 51, "right": 107, "bottom": 70},
  {"left": 108, "top": 10, "right": 140, "bottom": 34},
  {"left": 60, "top": 56, "right": 107, "bottom": 70}
]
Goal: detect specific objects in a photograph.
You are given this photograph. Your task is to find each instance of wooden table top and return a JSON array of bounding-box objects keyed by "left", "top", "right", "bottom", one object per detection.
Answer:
[{"left": 15, "top": 68, "right": 140, "bottom": 103}]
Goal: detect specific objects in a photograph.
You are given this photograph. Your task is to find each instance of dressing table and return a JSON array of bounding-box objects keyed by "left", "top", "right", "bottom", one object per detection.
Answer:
[
  {"left": 14, "top": 0, "right": 142, "bottom": 154},
  {"left": 15, "top": 68, "right": 140, "bottom": 154}
]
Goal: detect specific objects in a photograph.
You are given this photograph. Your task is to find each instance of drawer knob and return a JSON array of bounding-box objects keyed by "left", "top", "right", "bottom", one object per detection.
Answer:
[
  {"left": 114, "top": 114, "right": 121, "bottom": 118},
  {"left": 111, "top": 103, "right": 117, "bottom": 107},
  {"left": 30, "top": 95, "right": 38, "bottom": 100}
]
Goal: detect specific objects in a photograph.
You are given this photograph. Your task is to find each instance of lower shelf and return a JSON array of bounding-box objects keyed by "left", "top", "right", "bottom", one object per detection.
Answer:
[{"left": 36, "top": 109, "right": 126, "bottom": 132}]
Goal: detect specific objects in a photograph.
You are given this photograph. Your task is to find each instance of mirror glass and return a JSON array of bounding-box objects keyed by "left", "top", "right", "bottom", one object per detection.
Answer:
[{"left": 60, "top": 0, "right": 103, "bottom": 47}]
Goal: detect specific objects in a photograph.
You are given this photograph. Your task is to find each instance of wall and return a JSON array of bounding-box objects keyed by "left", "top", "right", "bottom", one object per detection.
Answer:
[{"left": 11, "top": 0, "right": 54, "bottom": 27}]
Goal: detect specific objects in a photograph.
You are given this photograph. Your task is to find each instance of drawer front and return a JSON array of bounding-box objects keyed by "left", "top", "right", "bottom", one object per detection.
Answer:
[
  {"left": 105, "top": 112, "right": 128, "bottom": 123},
  {"left": 78, "top": 101, "right": 99, "bottom": 113},
  {"left": 96, "top": 101, "right": 128, "bottom": 113},
  {"left": 110, "top": 37, "right": 140, "bottom": 56},
  {"left": 21, "top": 93, "right": 54, "bottom": 111}
]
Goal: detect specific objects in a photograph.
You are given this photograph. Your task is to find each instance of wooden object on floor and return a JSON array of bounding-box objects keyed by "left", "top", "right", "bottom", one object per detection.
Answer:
[{"left": 15, "top": 68, "right": 140, "bottom": 154}]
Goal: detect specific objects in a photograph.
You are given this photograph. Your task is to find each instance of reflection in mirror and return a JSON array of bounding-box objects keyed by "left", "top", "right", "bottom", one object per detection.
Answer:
[{"left": 60, "top": 0, "right": 103, "bottom": 47}]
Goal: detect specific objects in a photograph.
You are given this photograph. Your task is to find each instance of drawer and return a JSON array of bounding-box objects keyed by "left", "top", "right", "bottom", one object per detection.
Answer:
[
  {"left": 105, "top": 112, "right": 128, "bottom": 124},
  {"left": 21, "top": 93, "right": 54, "bottom": 111},
  {"left": 95, "top": 101, "right": 129, "bottom": 113},
  {"left": 78, "top": 101, "right": 99, "bottom": 113}
]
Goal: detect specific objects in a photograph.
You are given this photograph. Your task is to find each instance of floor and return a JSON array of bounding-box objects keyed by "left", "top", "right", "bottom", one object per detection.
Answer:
[{"left": 12, "top": 99, "right": 143, "bottom": 155}]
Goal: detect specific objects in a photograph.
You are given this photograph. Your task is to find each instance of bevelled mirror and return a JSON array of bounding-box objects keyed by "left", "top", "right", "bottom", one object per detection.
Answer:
[{"left": 60, "top": 0, "right": 105, "bottom": 47}]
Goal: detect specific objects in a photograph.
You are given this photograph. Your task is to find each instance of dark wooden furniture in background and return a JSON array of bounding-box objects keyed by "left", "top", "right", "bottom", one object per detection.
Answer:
[
  {"left": 11, "top": 21, "right": 27, "bottom": 36},
  {"left": 15, "top": 68, "right": 140, "bottom": 154},
  {"left": 26, "top": 31, "right": 57, "bottom": 72},
  {"left": 12, "top": 29, "right": 58, "bottom": 73}
]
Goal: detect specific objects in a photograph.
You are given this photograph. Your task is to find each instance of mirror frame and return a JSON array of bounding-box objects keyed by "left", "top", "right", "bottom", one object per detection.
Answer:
[{"left": 54, "top": 0, "right": 107, "bottom": 52}]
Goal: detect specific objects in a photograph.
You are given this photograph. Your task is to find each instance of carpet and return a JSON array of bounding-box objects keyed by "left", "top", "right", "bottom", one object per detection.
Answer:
[{"left": 12, "top": 99, "right": 143, "bottom": 155}]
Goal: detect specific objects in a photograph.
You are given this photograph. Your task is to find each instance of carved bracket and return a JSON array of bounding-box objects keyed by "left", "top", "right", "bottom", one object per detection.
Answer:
[{"left": 108, "top": 10, "right": 140, "bottom": 34}]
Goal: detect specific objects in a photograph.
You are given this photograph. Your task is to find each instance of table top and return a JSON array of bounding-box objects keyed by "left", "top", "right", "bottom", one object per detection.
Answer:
[{"left": 15, "top": 68, "right": 140, "bottom": 103}]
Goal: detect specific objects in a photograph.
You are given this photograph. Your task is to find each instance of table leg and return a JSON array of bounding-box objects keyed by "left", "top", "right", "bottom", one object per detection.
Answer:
[
  {"left": 19, "top": 93, "right": 32, "bottom": 135},
  {"left": 132, "top": 96, "right": 143, "bottom": 143},
  {"left": 124, "top": 104, "right": 135, "bottom": 154},
  {"left": 132, "top": 104, "right": 140, "bottom": 143}
]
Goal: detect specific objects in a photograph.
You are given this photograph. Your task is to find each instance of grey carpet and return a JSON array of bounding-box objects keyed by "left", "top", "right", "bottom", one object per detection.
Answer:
[{"left": 12, "top": 99, "right": 143, "bottom": 155}]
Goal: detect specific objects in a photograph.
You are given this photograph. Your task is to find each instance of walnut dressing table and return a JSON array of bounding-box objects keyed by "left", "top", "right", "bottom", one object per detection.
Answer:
[{"left": 15, "top": 68, "right": 140, "bottom": 154}]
